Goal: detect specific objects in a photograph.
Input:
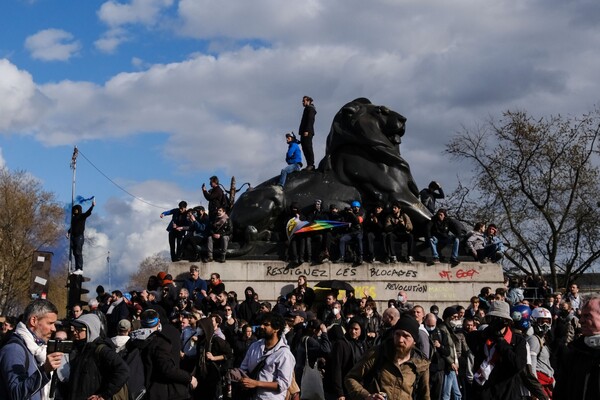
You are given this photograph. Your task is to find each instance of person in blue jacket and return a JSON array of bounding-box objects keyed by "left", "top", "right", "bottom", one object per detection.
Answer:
[
  {"left": 0, "top": 299, "right": 63, "bottom": 400},
  {"left": 278, "top": 132, "right": 303, "bottom": 187}
]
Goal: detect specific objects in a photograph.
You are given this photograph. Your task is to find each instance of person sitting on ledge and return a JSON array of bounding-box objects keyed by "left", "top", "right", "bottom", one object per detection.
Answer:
[
  {"left": 334, "top": 201, "right": 364, "bottom": 265},
  {"left": 204, "top": 206, "right": 232, "bottom": 263},
  {"left": 427, "top": 208, "right": 460, "bottom": 266},
  {"left": 383, "top": 201, "right": 414, "bottom": 264},
  {"left": 278, "top": 132, "right": 302, "bottom": 187}
]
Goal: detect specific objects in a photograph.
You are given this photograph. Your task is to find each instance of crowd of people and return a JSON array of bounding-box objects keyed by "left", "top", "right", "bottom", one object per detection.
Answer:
[{"left": 1, "top": 265, "right": 599, "bottom": 400}]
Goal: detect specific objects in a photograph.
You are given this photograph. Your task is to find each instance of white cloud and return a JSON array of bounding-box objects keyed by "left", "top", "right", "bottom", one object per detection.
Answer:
[
  {"left": 0, "top": 59, "right": 49, "bottom": 131},
  {"left": 94, "top": 27, "right": 129, "bottom": 53},
  {"left": 4, "top": 1, "right": 600, "bottom": 287},
  {"left": 24, "top": 29, "right": 81, "bottom": 61},
  {"left": 97, "top": 0, "right": 174, "bottom": 27}
]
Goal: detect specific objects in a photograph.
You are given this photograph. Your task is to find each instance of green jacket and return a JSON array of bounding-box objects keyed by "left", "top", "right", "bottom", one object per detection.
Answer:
[{"left": 344, "top": 339, "right": 430, "bottom": 400}]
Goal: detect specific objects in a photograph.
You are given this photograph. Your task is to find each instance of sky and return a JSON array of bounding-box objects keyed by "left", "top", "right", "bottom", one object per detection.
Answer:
[{"left": 1, "top": 0, "right": 600, "bottom": 291}]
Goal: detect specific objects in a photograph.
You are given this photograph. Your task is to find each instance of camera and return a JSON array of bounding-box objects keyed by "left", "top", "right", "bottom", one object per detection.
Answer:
[{"left": 47, "top": 339, "right": 74, "bottom": 354}]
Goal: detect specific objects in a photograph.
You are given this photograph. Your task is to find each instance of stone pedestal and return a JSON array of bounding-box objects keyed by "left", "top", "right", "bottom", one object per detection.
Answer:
[{"left": 168, "top": 259, "right": 504, "bottom": 312}]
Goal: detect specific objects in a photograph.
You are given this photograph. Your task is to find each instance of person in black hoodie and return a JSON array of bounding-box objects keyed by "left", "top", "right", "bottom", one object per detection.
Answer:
[
  {"left": 237, "top": 287, "right": 261, "bottom": 326},
  {"left": 67, "top": 198, "right": 95, "bottom": 274},
  {"left": 128, "top": 309, "right": 196, "bottom": 400},
  {"left": 68, "top": 313, "right": 129, "bottom": 400},
  {"left": 324, "top": 317, "right": 367, "bottom": 399},
  {"left": 195, "top": 316, "right": 233, "bottom": 400},
  {"left": 299, "top": 95, "right": 317, "bottom": 171}
]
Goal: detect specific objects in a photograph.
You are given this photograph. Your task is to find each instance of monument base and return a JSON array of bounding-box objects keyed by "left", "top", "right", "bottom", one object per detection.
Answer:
[{"left": 168, "top": 259, "right": 504, "bottom": 313}]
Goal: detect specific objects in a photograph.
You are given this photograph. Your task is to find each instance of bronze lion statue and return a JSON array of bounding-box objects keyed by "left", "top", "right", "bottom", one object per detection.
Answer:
[{"left": 229, "top": 98, "right": 431, "bottom": 252}]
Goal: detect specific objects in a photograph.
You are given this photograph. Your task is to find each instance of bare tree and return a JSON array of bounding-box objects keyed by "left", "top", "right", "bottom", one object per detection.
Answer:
[
  {"left": 128, "top": 253, "right": 170, "bottom": 291},
  {"left": 0, "top": 169, "right": 63, "bottom": 315},
  {"left": 446, "top": 110, "right": 600, "bottom": 290}
]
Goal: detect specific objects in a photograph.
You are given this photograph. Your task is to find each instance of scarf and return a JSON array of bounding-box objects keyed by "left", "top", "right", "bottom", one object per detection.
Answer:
[
  {"left": 106, "top": 296, "right": 123, "bottom": 315},
  {"left": 474, "top": 328, "right": 513, "bottom": 386},
  {"left": 213, "top": 213, "right": 229, "bottom": 232},
  {"left": 14, "top": 322, "right": 51, "bottom": 400}
]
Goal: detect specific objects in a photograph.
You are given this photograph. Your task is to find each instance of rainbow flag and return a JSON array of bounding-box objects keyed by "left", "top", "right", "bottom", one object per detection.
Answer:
[{"left": 288, "top": 219, "right": 351, "bottom": 240}]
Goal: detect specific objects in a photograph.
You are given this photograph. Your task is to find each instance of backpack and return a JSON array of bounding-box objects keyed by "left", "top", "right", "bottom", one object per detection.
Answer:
[
  {"left": 121, "top": 346, "right": 147, "bottom": 400},
  {"left": 96, "top": 344, "right": 146, "bottom": 400}
]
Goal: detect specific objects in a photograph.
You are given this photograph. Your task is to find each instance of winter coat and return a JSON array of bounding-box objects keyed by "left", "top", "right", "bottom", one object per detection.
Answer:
[
  {"left": 344, "top": 339, "right": 430, "bottom": 400},
  {"left": 68, "top": 314, "right": 129, "bottom": 400},
  {"left": 466, "top": 327, "right": 527, "bottom": 400},
  {"left": 554, "top": 336, "right": 600, "bottom": 400},
  {"left": 0, "top": 332, "right": 51, "bottom": 400},
  {"left": 128, "top": 330, "right": 192, "bottom": 400}
]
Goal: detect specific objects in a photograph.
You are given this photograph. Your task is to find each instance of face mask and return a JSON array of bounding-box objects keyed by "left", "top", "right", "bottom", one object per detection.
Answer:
[
  {"left": 425, "top": 326, "right": 436, "bottom": 333},
  {"left": 584, "top": 334, "right": 600, "bottom": 349},
  {"left": 397, "top": 296, "right": 405, "bottom": 303},
  {"left": 332, "top": 308, "right": 340, "bottom": 316},
  {"left": 450, "top": 320, "right": 462, "bottom": 330}
]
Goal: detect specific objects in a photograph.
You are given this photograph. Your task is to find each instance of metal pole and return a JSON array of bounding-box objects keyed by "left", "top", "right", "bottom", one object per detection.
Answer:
[
  {"left": 107, "top": 251, "right": 111, "bottom": 289},
  {"left": 69, "top": 146, "right": 78, "bottom": 273}
]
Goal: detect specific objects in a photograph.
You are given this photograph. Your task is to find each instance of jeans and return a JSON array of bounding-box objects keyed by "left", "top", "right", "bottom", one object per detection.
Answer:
[
  {"left": 339, "top": 232, "right": 363, "bottom": 258},
  {"left": 278, "top": 163, "right": 301, "bottom": 186},
  {"left": 430, "top": 236, "right": 460, "bottom": 259},
  {"left": 71, "top": 235, "right": 84, "bottom": 270},
  {"left": 207, "top": 235, "right": 230, "bottom": 258},
  {"left": 442, "top": 371, "right": 462, "bottom": 400}
]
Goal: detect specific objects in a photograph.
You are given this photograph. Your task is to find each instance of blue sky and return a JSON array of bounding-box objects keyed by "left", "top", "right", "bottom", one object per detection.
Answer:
[{"left": 1, "top": 0, "right": 600, "bottom": 290}]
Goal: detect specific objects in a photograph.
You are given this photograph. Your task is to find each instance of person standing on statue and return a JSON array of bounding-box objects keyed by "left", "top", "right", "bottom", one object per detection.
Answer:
[
  {"left": 299, "top": 95, "right": 316, "bottom": 171},
  {"left": 202, "top": 176, "right": 227, "bottom": 222},
  {"left": 67, "top": 197, "right": 95, "bottom": 275}
]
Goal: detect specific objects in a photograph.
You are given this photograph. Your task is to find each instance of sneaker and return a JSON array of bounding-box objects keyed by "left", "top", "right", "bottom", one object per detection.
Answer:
[
  {"left": 333, "top": 257, "right": 344, "bottom": 264},
  {"left": 205, "top": 257, "right": 214, "bottom": 263},
  {"left": 356, "top": 256, "right": 363, "bottom": 265},
  {"left": 407, "top": 256, "right": 414, "bottom": 264},
  {"left": 383, "top": 257, "right": 390, "bottom": 264},
  {"left": 72, "top": 269, "right": 83, "bottom": 276},
  {"left": 321, "top": 257, "right": 330, "bottom": 263},
  {"left": 218, "top": 256, "right": 226, "bottom": 263},
  {"left": 390, "top": 256, "right": 398, "bottom": 263},
  {"left": 432, "top": 258, "right": 440, "bottom": 264},
  {"left": 450, "top": 258, "right": 460, "bottom": 267},
  {"left": 479, "top": 258, "right": 489, "bottom": 264},
  {"left": 304, "top": 165, "right": 315, "bottom": 171}
]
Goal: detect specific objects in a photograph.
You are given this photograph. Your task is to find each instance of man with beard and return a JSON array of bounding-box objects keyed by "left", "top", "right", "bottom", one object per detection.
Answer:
[
  {"left": 554, "top": 296, "right": 600, "bottom": 400},
  {"left": 345, "top": 314, "right": 430, "bottom": 400},
  {"left": 238, "top": 312, "right": 295, "bottom": 400},
  {"left": 0, "top": 300, "right": 63, "bottom": 400}
]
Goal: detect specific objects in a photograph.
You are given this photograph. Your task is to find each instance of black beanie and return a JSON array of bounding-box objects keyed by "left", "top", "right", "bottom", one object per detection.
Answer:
[{"left": 393, "top": 314, "right": 420, "bottom": 341}]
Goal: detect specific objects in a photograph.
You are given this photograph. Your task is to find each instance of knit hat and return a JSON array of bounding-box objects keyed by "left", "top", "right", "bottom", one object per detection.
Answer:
[
  {"left": 140, "top": 310, "right": 161, "bottom": 328},
  {"left": 442, "top": 307, "right": 458, "bottom": 321},
  {"left": 393, "top": 314, "right": 420, "bottom": 340}
]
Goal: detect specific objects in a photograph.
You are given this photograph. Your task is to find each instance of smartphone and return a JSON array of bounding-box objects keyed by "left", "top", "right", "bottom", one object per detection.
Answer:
[{"left": 47, "top": 339, "right": 74, "bottom": 353}]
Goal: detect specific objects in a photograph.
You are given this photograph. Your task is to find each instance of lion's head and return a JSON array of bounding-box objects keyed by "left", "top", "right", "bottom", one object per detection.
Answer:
[{"left": 321, "top": 98, "right": 430, "bottom": 223}]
